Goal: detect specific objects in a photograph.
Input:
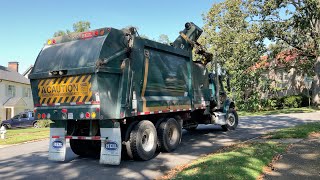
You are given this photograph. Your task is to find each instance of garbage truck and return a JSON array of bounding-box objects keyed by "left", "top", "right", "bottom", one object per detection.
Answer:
[{"left": 29, "top": 22, "right": 238, "bottom": 165}]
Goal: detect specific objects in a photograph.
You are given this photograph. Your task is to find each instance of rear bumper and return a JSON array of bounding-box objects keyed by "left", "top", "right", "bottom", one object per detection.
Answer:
[{"left": 34, "top": 105, "right": 100, "bottom": 120}]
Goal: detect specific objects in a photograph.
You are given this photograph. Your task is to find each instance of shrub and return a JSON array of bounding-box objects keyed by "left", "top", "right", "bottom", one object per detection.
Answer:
[
  {"left": 300, "top": 93, "right": 310, "bottom": 107},
  {"left": 35, "top": 119, "right": 52, "bottom": 128},
  {"left": 258, "top": 94, "right": 308, "bottom": 110},
  {"left": 269, "top": 98, "right": 282, "bottom": 109},
  {"left": 283, "top": 95, "right": 302, "bottom": 108}
]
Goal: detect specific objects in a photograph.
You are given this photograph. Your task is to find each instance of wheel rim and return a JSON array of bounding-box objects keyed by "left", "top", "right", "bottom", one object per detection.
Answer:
[
  {"left": 141, "top": 128, "right": 154, "bottom": 152},
  {"left": 227, "top": 113, "right": 236, "bottom": 126},
  {"left": 168, "top": 125, "right": 178, "bottom": 145}
]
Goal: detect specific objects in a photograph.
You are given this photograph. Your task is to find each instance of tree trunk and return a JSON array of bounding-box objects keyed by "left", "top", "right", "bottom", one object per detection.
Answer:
[{"left": 312, "top": 56, "right": 320, "bottom": 106}]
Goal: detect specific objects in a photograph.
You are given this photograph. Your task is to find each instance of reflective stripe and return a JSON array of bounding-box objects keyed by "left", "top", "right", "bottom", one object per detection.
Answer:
[
  {"left": 58, "top": 136, "right": 102, "bottom": 140},
  {"left": 136, "top": 108, "right": 192, "bottom": 116}
]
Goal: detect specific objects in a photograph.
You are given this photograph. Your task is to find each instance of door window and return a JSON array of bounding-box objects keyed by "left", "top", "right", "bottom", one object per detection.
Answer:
[
  {"left": 21, "top": 114, "right": 28, "bottom": 118},
  {"left": 12, "top": 115, "right": 20, "bottom": 119}
]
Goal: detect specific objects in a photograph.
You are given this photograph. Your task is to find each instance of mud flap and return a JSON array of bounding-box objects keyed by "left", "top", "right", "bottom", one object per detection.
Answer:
[
  {"left": 48, "top": 128, "right": 66, "bottom": 161},
  {"left": 99, "top": 127, "right": 122, "bottom": 165}
]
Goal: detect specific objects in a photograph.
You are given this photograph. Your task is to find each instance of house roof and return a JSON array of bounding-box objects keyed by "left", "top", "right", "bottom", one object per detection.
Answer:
[
  {"left": 0, "top": 65, "right": 30, "bottom": 84},
  {"left": 3, "top": 97, "right": 27, "bottom": 107},
  {"left": 247, "top": 48, "right": 306, "bottom": 72},
  {"left": 22, "top": 65, "right": 34, "bottom": 76}
]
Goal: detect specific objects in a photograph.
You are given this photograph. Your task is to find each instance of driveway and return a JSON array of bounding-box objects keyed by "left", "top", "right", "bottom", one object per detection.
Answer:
[{"left": 0, "top": 112, "right": 319, "bottom": 180}]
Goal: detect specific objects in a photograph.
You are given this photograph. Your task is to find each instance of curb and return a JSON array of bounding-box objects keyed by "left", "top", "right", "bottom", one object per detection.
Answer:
[{"left": 0, "top": 138, "right": 49, "bottom": 149}]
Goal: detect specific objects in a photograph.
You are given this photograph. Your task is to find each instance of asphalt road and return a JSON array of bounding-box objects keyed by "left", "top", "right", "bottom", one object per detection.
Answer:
[{"left": 0, "top": 112, "right": 319, "bottom": 180}]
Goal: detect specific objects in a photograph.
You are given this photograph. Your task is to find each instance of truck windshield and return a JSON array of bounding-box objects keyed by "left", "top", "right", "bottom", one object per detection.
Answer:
[{"left": 33, "top": 36, "right": 106, "bottom": 73}]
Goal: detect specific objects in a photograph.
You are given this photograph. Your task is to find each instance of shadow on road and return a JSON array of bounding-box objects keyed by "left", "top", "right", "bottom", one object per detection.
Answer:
[{"left": 0, "top": 114, "right": 318, "bottom": 180}]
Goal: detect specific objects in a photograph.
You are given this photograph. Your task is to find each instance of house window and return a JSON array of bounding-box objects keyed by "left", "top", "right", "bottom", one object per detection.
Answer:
[
  {"left": 283, "top": 74, "right": 289, "bottom": 82},
  {"left": 24, "top": 87, "right": 32, "bottom": 97},
  {"left": 7, "top": 85, "right": 16, "bottom": 97}
]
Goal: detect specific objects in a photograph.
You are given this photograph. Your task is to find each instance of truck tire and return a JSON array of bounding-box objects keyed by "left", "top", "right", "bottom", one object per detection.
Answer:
[
  {"left": 1, "top": 124, "right": 10, "bottom": 129},
  {"left": 33, "top": 121, "right": 39, "bottom": 128},
  {"left": 221, "top": 109, "right": 238, "bottom": 131},
  {"left": 129, "top": 120, "right": 157, "bottom": 161},
  {"left": 158, "top": 118, "right": 181, "bottom": 152},
  {"left": 70, "top": 139, "right": 87, "bottom": 156},
  {"left": 70, "top": 139, "right": 100, "bottom": 157}
]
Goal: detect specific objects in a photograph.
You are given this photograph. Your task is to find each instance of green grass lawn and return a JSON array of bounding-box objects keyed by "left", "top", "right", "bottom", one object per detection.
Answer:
[
  {"left": 173, "top": 142, "right": 287, "bottom": 180},
  {"left": 170, "top": 122, "right": 320, "bottom": 180},
  {"left": 0, "top": 128, "right": 49, "bottom": 145},
  {"left": 238, "top": 107, "right": 317, "bottom": 117},
  {"left": 267, "top": 122, "right": 320, "bottom": 139}
]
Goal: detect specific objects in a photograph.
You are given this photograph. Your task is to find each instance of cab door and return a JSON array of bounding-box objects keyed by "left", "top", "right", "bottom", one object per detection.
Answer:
[
  {"left": 20, "top": 113, "right": 31, "bottom": 127},
  {"left": 10, "top": 114, "right": 22, "bottom": 128}
]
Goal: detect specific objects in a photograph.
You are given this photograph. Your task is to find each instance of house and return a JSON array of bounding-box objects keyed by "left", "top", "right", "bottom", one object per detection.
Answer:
[
  {"left": 22, "top": 65, "right": 33, "bottom": 79},
  {"left": 250, "top": 49, "right": 311, "bottom": 99},
  {"left": 0, "top": 62, "right": 34, "bottom": 121}
]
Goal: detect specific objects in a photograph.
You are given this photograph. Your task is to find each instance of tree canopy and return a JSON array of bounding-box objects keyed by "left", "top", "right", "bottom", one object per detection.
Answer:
[
  {"left": 249, "top": 0, "right": 320, "bottom": 105},
  {"left": 202, "top": 0, "right": 320, "bottom": 107},
  {"left": 158, "top": 34, "right": 171, "bottom": 45},
  {"left": 53, "top": 21, "right": 91, "bottom": 37},
  {"left": 201, "top": 0, "right": 266, "bottom": 110}
]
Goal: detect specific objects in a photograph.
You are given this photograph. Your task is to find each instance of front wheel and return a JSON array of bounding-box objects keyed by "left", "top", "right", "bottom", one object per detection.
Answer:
[{"left": 221, "top": 109, "right": 238, "bottom": 131}]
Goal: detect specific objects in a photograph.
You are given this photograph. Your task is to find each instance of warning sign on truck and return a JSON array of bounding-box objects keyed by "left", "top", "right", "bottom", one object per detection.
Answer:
[{"left": 38, "top": 75, "right": 92, "bottom": 104}]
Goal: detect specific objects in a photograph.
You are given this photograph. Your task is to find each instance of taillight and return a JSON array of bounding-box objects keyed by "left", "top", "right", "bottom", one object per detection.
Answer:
[
  {"left": 61, "top": 109, "right": 67, "bottom": 113},
  {"left": 91, "top": 112, "right": 96, "bottom": 119},
  {"left": 81, "top": 32, "right": 93, "bottom": 39},
  {"left": 80, "top": 112, "right": 84, "bottom": 119},
  {"left": 47, "top": 113, "right": 51, "bottom": 119},
  {"left": 85, "top": 112, "right": 90, "bottom": 119},
  {"left": 42, "top": 113, "right": 46, "bottom": 119},
  {"left": 94, "top": 30, "right": 99, "bottom": 36},
  {"left": 37, "top": 113, "right": 41, "bottom": 119},
  {"left": 47, "top": 39, "right": 56, "bottom": 45}
]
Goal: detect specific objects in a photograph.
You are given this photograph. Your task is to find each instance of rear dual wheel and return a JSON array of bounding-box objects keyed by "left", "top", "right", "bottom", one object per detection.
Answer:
[
  {"left": 125, "top": 118, "right": 182, "bottom": 160},
  {"left": 127, "top": 120, "right": 157, "bottom": 161},
  {"left": 70, "top": 139, "right": 101, "bottom": 157},
  {"left": 157, "top": 118, "right": 182, "bottom": 152}
]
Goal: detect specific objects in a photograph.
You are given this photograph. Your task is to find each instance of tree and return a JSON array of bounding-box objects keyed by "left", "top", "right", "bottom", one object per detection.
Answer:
[
  {"left": 139, "top": 34, "right": 150, "bottom": 39},
  {"left": 201, "top": 0, "right": 266, "bottom": 111},
  {"left": 53, "top": 21, "right": 91, "bottom": 37},
  {"left": 158, "top": 34, "right": 171, "bottom": 45},
  {"left": 53, "top": 30, "right": 67, "bottom": 37},
  {"left": 249, "top": 0, "right": 320, "bottom": 105},
  {"left": 73, "top": 21, "right": 90, "bottom": 32}
]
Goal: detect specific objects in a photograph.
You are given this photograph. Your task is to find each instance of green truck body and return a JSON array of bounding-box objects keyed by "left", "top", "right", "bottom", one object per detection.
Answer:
[{"left": 30, "top": 23, "right": 238, "bottom": 165}]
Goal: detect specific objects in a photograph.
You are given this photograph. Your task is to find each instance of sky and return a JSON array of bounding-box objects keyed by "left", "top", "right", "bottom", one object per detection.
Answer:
[{"left": 0, "top": 0, "right": 219, "bottom": 73}]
